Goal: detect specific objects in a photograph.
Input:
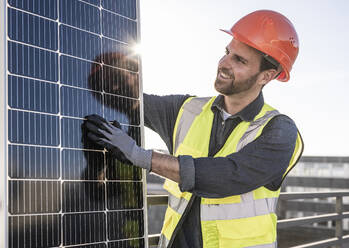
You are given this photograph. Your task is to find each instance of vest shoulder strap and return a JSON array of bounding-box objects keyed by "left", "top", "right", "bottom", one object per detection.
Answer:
[{"left": 173, "top": 97, "right": 213, "bottom": 155}]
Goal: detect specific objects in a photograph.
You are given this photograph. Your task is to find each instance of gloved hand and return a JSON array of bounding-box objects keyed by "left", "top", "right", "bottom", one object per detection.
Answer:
[{"left": 84, "top": 114, "right": 152, "bottom": 171}]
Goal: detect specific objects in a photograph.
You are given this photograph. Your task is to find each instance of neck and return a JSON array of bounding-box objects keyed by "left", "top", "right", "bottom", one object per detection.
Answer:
[{"left": 223, "top": 90, "right": 261, "bottom": 115}]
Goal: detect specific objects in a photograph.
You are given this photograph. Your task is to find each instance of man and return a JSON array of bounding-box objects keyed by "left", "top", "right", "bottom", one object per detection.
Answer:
[{"left": 85, "top": 9, "right": 304, "bottom": 248}]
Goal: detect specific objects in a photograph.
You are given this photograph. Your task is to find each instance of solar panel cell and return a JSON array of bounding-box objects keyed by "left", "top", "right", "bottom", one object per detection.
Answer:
[
  {"left": 6, "top": 0, "right": 145, "bottom": 246},
  {"left": 8, "top": 145, "right": 60, "bottom": 179}
]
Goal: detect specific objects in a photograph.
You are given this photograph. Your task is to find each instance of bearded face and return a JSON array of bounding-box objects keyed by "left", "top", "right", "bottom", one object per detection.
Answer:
[
  {"left": 214, "top": 39, "right": 263, "bottom": 96},
  {"left": 214, "top": 67, "right": 260, "bottom": 95}
]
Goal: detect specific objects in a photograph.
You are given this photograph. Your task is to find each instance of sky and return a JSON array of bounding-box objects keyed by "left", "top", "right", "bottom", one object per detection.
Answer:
[{"left": 139, "top": 0, "right": 349, "bottom": 156}]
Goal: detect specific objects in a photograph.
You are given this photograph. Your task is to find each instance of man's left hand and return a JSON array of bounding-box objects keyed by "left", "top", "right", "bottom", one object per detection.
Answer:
[{"left": 84, "top": 114, "right": 152, "bottom": 171}]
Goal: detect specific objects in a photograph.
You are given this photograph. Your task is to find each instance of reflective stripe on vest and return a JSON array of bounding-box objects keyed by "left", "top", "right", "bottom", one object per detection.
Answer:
[{"left": 159, "top": 96, "right": 303, "bottom": 248}]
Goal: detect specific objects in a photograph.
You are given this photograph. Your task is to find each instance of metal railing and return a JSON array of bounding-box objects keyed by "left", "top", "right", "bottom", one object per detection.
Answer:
[{"left": 147, "top": 191, "right": 349, "bottom": 248}]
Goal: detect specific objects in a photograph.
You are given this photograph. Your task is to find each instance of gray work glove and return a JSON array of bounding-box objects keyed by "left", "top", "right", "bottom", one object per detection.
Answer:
[{"left": 84, "top": 114, "right": 152, "bottom": 171}]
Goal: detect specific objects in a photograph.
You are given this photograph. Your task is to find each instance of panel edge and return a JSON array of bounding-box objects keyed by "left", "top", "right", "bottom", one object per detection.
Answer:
[{"left": 0, "top": 1, "right": 8, "bottom": 248}]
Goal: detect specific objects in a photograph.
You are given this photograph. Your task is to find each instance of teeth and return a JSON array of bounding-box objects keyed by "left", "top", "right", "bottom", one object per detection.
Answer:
[{"left": 220, "top": 72, "right": 230, "bottom": 79}]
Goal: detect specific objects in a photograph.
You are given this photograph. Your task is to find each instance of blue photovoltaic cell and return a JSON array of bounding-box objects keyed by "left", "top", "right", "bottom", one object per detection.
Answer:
[
  {"left": 107, "top": 182, "right": 143, "bottom": 210},
  {"left": 8, "top": 145, "right": 60, "bottom": 179},
  {"left": 8, "top": 41, "right": 58, "bottom": 82},
  {"left": 63, "top": 182, "right": 105, "bottom": 212},
  {"left": 107, "top": 210, "right": 144, "bottom": 240},
  {"left": 62, "top": 149, "right": 104, "bottom": 180},
  {"left": 102, "top": 37, "right": 138, "bottom": 72},
  {"left": 104, "top": 94, "right": 140, "bottom": 125},
  {"left": 102, "top": 65, "right": 139, "bottom": 98},
  {"left": 102, "top": 10, "right": 137, "bottom": 43},
  {"left": 63, "top": 213, "right": 106, "bottom": 245},
  {"left": 60, "top": 55, "right": 102, "bottom": 91},
  {"left": 8, "top": 75, "right": 59, "bottom": 114},
  {"left": 8, "top": 0, "right": 58, "bottom": 20},
  {"left": 60, "top": 0, "right": 100, "bottom": 34},
  {"left": 8, "top": 110, "right": 60, "bottom": 146},
  {"left": 61, "top": 117, "right": 103, "bottom": 149},
  {"left": 102, "top": 0, "right": 137, "bottom": 20},
  {"left": 7, "top": 0, "right": 145, "bottom": 246},
  {"left": 9, "top": 180, "right": 61, "bottom": 214},
  {"left": 60, "top": 86, "right": 103, "bottom": 118},
  {"left": 8, "top": 8, "right": 58, "bottom": 50},
  {"left": 9, "top": 215, "right": 61, "bottom": 248},
  {"left": 60, "top": 25, "right": 101, "bottom": 62}
]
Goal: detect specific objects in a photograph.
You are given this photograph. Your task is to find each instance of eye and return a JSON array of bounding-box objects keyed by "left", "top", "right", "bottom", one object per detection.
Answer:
[
  {"left": 225, "top": 48, "right": 229, "bottom": 55},
  {"left": 234, "top": 55, "right": 246, "bottom": 64}
]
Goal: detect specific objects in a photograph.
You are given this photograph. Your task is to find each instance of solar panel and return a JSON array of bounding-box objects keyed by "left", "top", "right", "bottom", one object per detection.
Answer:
[{"left": 1, "top": 0, "right": 147, "bottom": 247}]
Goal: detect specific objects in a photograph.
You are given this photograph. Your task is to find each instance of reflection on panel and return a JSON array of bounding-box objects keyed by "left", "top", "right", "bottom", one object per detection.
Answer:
[
  {"left": 6, "top": 0, "right": 144, "bottom": 246},
  {"left": 102, "top": 10, "right": 137, "bottom": 42},
  {"left": 62, "top": 149, "right": 104, "bottom": 180},
  {"left": 104, "top": 94, "right": 140, "bottom": 125},
  {"left": 9, "top": 215, "right": 61, "bottom": 248},
  {"left": 60, "top": 55, "right": 102, "bottom": 91},
  {"left": 102, "top": 0, "right": 137, "bottom": 20},
  {"left": 61, "top": 86, "right": 103, "bottom": 118},
  {"left": 106, "top": 156, "right": 142, "bottom": 181},
  {"left": 8, "top": 145, "right": 60, "bottom": 179},
  {"left": 102, "top": 65, "right": 139, "bottom": 98},
  {"left": 107, "top": 182, "right": 143, "bottom": 210},
  {"left": 108, "top": 210, "right": 144, "bottom": 240},
  {"left": 109, "top": 239, "right": 145, "bottom": 248},
  {"left": 63, "top": 213, "right": 106, "bottom": 246},
  {"left": 63, "top": 181, "right": 105, "bottom": 212},
  {"left": 8, "top": 75, "right": 59, "bottom": 114},
  {"left": 102, "top": 39, "right": 138, "bottom": 72}
]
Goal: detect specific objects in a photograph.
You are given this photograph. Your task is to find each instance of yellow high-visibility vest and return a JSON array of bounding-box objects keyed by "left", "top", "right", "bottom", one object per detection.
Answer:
[{"left": 158, "top": 96, "right": 303, "bottom": 248}]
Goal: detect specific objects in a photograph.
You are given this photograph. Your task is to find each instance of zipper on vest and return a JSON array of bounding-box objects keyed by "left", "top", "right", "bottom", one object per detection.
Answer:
[{"left": 167, "top": 195, "right": 197, "bottom": 248}]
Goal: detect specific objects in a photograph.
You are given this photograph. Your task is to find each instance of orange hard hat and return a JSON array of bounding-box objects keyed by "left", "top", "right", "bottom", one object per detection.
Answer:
[{"left": 221, "top": 10, "right": 299, "bottom": 82}]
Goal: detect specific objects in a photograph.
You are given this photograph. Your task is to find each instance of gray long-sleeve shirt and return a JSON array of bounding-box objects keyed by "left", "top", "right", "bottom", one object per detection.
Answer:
[{"left": 143, "top": 92, "right": 301, "bottom": 248}]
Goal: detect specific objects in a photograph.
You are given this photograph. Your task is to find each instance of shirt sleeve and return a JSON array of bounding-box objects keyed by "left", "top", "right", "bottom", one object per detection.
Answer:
[
  {"left": 178, "top": 115, "right": 300, "bottom": 198},
  {"left": 143, "top": 93, "right": 191, "bottom": 154}
]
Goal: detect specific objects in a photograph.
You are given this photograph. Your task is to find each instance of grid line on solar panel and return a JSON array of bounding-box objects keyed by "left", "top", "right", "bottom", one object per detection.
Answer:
[
  {"left": 8, "top": 41, "right": 59, "bottom": 82},
  {"left": 101, "top": 0, "right": 137, "bottom": 20},
  {"left": 63, "top": 212, "right": 107, "bottom": 245},
  {"left": 8, "top": 180, "right": 61, "bottom": 214},
  {"left": 64, "top": 242, "right": 107, "bottom": 248},
  {"left": 9, "top": 214, "right": 61, "bottom": 248},
  {"left": 8, "top": 145, "right": 60, "bottom": 179},
  {"left": 8, "top": 7, "right": 58, "bottom": 50},
  {"left": 80, "top": 0, "right": 101, "bottom": 7},
  {"left": 8, "top": 75, "right": 59, "bottom": 114},
  {"left": 8, "top": 0, "right": 58, "bottom": 20},
  {"left": 108, "top": 238, "right": 145, "bottom": 248},
  {"left": 60, "top": 0, "right": 100, "bottom": 34},
  {"left": 102, "top": 10, "right": 137, "bottom": 43},
  {"left": 9, "top": 109, "right": 60, "bottom": 146}
]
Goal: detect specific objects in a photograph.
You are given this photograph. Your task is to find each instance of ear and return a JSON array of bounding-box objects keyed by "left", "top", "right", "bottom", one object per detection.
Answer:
[{"left": 257, "top": 69, "right": 278, "bottom": 87}]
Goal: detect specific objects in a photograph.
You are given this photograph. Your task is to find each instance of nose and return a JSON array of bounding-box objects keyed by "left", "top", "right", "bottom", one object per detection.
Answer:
[{"left": 218, "top": 54, "right": 231, "bottom": 70}]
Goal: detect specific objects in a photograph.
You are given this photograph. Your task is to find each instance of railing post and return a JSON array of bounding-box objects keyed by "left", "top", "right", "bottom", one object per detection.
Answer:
[{"left": 335, "top": 196, "right": 343, "bottom": 248}]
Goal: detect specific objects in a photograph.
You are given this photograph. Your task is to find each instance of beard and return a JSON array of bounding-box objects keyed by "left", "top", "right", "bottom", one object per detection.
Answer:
[{"left": 214, "top": 68, "right": 260, "bottom": 95}]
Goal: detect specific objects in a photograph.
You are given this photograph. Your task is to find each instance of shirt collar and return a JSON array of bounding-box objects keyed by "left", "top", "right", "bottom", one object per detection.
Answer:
[{"left": 211, "top": 92, "right": 264, "bottom": 122}]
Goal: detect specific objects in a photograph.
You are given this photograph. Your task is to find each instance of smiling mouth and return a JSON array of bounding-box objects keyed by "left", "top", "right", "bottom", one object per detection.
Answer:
[{"left": 218, "top": 70, "right": 233, "bottom": 80}]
